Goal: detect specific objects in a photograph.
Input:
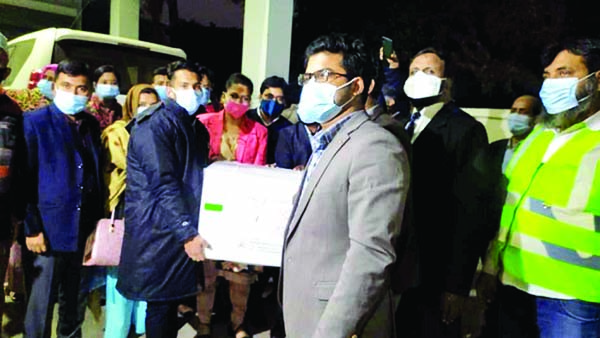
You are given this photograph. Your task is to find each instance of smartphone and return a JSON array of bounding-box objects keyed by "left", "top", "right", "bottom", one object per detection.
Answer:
[{"left": 382, "top": 36, "right": 394, "bottom": 59}]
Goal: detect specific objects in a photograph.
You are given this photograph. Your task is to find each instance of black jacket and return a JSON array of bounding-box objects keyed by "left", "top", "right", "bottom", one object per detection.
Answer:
[
  {"left": 403, "top": 102, "right": 489, "bottom": 296},
  {"left": 117, "top": 100, "right": 208, "bottom": 301},
  {"left": 246, "top": 108, "right": 292, "bottom": 164},
  {"left": 274, "top": 122, "right": 312, "bottom": 169},
  {"left": 0, "top": 94, "right": 24, "bottom": 241}
]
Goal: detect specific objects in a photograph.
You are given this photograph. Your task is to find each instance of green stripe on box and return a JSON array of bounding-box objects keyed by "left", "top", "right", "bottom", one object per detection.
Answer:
[{"left": 204, "top": 203, "right": 223, "bottom": 212}]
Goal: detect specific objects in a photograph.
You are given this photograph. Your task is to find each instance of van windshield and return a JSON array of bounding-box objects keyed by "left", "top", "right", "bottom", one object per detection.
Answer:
[{"left": 53, "top": 39, "right": 184, "bottom": 93}]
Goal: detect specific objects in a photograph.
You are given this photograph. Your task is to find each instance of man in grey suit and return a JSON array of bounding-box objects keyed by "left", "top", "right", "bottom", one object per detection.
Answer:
[{"left": 280, "top": 33, "right": 410, "bottom": 338}]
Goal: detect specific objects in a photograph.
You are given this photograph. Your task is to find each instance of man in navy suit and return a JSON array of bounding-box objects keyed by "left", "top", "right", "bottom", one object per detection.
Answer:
[{"left": 23, "top": 59, "right": 103, "bottom": 338}]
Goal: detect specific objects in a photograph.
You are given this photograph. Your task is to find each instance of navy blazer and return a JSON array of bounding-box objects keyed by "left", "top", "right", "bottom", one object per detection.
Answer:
[
  {"left": 274, "top": 123, "right": 313, "bottom": 169},
  {"left": 23, "top": 103, "right": 103, "bottom": 252}
]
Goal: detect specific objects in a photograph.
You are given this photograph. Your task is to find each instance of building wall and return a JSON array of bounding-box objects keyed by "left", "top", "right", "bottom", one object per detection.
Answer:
[{"left": 0, "top": 0, "right": 81, "bottom": 39}]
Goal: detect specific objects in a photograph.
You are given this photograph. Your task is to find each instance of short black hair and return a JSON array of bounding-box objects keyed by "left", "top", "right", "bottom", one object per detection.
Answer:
[
  {"left": 56, "top": 59, "right": 91, "bottom": 83},
  {"left": 198, "top": 66, "right": 214, "bottom": 84},
  {"left": 153, "top": 66, "right": 168, "bottom": 77},
  {"left": 225, "top": 73, "right": 254, "bottom": 96},
  {"left": 542, "top": 38, "right": 600, "bottom": 73},
  {"left": 260, "top": 76, "right": 288, "bottom": 95},
  {"left": 167, "top": 60, "right": 201, "bottom": 80},
  {"left": 304, "top": 33, "right": 375, "bottom": 101},
  {"left": 93, "top": 64, "right": 120, "bottom": 84},
  {"left": 410, "top": 47, "right": 450, "bottom": 77}
]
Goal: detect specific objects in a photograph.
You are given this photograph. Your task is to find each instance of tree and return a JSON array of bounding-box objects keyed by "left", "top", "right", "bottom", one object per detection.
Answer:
[{"left": 290, "top": 0, "right": 572, "bottom": 107}]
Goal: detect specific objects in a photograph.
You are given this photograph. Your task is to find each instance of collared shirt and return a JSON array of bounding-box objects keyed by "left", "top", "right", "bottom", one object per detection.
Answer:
[
  {"left": 542, "top": 110, "right": 600, "bottom": 162},
  {"left": 410, "top": 102, "right": 445, "bottom": 143},
  {"left": 304, "top": 124, "right": 318, "bottom": 152},
  {"left": 303, "top": 111, "right": 359, "bottom": 192},
  {"left": 257, "top": 108, "right": 280, "bottom": 127}
]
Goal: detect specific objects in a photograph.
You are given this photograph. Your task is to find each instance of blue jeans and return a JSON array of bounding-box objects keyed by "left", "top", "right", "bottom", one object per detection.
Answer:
[
  {"left": 24, "top": 252, "right": 86, "bottom": 338},
  {"left": 536, "top": 296, "right": 600, "bottom": 338}
]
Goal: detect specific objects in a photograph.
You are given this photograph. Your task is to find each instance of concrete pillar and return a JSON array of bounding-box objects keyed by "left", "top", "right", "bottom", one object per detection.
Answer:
[
  {"left": 110, "top": 0, "right": 139, "bottom": 39},
  {"left": 241, "top": 0, "right": 293, "bottom": 105}
]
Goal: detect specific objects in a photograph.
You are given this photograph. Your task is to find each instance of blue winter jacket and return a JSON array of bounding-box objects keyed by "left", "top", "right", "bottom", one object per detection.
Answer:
[{"left": 117, "top": 100, "right": 208, "bottom": 301}]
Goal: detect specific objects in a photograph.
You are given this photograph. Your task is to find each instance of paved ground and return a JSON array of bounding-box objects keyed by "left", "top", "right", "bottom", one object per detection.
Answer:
[{"left": 2, "top": 295, "right": 270, "bottom": 338}]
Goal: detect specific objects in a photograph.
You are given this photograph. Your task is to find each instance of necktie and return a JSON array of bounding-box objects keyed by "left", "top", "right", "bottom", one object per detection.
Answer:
[{"left": 404, "top": 111, "right": 421, "bottom": 138}]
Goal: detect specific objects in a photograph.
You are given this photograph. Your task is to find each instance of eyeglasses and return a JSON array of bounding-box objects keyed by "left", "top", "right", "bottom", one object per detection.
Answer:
[{"left": 297, "top": 69, "right": 350, "bottom": 86}]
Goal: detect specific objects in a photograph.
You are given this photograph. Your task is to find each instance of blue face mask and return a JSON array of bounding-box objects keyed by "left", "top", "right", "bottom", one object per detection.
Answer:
[
  {"left": 297, "top": 78, "right": 355, "bottom": 124},
  {"left": 95, "top": 84, "right": 120, "bottom": 99},
  {"left": 154, "top": 85, "right": 169, "bottom": 101},
  {"left": 507, "top": 113, "right": 533, "bottom": 136},
  {"left": 198, "top": 87, "right": 210, "bottom": 107},
  {"left": 260, "top": 99, "right": 285, "bottom": 117},
  {"left": 53, "top": 90, "right": 89, "bottom": 115},
  {"left": 37, "top": 79, "right": 54, "bottom": 99},
  {"left": 539, "top": 72, "right": 595, "bottom": 115}
]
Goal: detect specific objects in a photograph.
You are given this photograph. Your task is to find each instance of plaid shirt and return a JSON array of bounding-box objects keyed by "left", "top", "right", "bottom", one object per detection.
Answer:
[{"left": 303, "top": 112, "right": 358, "bottom": 190}]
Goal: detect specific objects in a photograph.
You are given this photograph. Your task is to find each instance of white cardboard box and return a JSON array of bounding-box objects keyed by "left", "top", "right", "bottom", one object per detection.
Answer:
[{"left": 198, "top": 162, "right": 303, "bottom": 267}]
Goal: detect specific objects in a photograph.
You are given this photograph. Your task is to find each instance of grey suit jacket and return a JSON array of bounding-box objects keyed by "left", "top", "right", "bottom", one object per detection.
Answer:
[{"left": 281, "top": 111, "right": 410, "bottom": 338}]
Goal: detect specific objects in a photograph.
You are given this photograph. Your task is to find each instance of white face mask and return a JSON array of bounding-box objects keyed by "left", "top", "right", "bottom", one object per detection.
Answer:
[
  {"left": 403, "top": 71, "right": 444, "bottom": 99},
  {"left": 173, "top": 88, "right": 202, "bottom": 114},
  {"left": 136, "top": 105, "right": 149, "bottom": 116}
]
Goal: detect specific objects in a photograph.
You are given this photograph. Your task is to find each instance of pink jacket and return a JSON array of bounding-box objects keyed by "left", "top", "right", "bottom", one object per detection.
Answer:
[{"left": 198, "top": 110, "right": 268, "bottom": 165}]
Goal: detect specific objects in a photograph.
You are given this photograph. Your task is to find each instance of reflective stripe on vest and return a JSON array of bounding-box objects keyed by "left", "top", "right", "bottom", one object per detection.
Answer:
[{"left": 495, "top": 124, "right": 600, "bottom": 303}]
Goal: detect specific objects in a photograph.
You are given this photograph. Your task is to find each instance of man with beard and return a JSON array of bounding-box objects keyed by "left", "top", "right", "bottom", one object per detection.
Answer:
[
  {"left": 480, "top": 38, "right": 600, "bottom": 337},
  {"left": 394, "top": 48, "right": 489, "bottom": 338}
]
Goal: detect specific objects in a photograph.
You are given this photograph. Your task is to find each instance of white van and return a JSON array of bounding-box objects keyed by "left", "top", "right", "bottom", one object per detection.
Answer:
[{"left": 4, "top": 27, "right": 186, "bottom": 91}]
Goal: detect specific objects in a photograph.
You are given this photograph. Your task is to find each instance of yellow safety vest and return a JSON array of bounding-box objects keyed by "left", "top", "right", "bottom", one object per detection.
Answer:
[{"left": 490, "top": 124, "right": 600, "bottom": 303}]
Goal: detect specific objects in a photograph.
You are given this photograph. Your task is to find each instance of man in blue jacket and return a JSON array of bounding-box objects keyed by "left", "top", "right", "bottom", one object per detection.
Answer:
[
  {"left": 23, "top": 59, "right": 103, "bottom": 338},
  {"left": 117, "top": 97, "right": 209, "bottom": 338}
]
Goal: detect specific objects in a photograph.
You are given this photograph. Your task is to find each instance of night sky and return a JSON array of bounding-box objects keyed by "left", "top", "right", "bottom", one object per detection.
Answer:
[
  {"left": 177, "top": 0, "right": 243, "bottom": 28},
  {"left": 152, "top": 0, "right": 600, "bottom": 108}
]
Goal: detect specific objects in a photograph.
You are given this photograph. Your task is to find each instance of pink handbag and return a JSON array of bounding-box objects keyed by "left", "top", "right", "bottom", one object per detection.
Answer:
[{"left": 82, "top": 210, "right": 124, "bottom": 266}]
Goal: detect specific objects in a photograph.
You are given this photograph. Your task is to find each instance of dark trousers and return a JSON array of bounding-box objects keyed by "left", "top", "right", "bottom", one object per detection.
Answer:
[
  {"left": 395, "top": 286, "right": 460, "bottom": 338},
  {"left": 244, "top": 266, "right": 286, "bottom": 337},
  {"left": 24, "top": 252, "right": 86, "bottom": 338},
  {"left": 0, "top": 239, "right": 11, "bottom": 331},
  {"left": 493, "top": 285, "right": 540, "bottom": 338},
  {"left": 145, "top": 300, "right": 180, "bottom": 338}
]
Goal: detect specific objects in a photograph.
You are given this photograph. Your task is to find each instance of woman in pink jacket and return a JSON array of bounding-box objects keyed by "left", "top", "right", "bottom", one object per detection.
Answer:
[
  {"left": 196, "top": 73, "right": 267, "bottom": 338},
  {"left": 198, "top": 73, "right": 267, "bottom": 165}
]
